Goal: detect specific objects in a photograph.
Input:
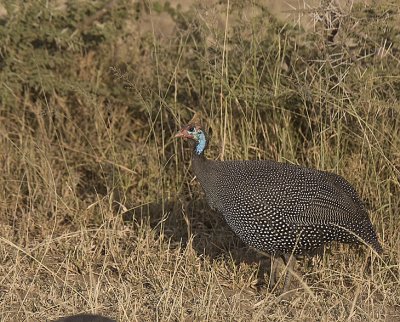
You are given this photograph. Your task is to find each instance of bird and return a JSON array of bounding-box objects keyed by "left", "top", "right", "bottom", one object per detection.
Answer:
[
  {"left": 52, "top": 314, "right": 116, "bottom": 322},
  {"left": 175, "top": 113, "right": 383, "bottom": 291}
]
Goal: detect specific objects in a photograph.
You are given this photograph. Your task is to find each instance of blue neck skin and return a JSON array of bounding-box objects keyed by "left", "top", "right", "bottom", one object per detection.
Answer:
[{"left": 195, "top": 131, "right": 206, "bottom": 155}]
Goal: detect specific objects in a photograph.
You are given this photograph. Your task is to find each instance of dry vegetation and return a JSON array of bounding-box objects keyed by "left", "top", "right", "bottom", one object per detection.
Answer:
[{"left": 0, "top": 1, "right": 399, "bottom": 321}]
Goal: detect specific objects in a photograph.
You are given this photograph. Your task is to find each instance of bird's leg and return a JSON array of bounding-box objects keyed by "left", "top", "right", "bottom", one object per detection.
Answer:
[
  {"left": 254, "top": 252, "right": 277, "bottom": 290},
  {"left": 268, "top": 256, "right": 278, "bottom": 289},
  {"left": 282, "top": 254, "right": 296, "bottom": 293}
]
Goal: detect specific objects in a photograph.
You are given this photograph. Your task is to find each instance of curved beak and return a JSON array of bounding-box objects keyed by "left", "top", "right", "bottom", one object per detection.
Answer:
[{"left": 175, "top": 130, "right": 185, "bottom": 138}]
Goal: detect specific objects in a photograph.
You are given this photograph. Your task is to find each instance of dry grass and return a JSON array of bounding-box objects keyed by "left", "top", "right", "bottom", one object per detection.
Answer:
[{"left": 0, "top": 1, "right": 399, "bottom": 321}]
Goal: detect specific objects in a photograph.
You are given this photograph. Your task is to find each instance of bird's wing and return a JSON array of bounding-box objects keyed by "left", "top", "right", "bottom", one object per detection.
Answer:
[{"left": 285, "top": 170, "right": 368, "bottom": 227}]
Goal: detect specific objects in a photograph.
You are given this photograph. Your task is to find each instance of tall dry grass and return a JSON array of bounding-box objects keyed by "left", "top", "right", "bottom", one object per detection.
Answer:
[{"left": 0, "top": 1, "right": 399, "bottom": 321}]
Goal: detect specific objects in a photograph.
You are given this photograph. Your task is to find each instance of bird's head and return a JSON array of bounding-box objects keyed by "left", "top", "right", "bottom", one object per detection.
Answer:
[
  {"left": 175, "top": 123, "right": 203, "bottom": 141},
  {"left": 175, "top": 113, "right": 207, "bottom": 155}
]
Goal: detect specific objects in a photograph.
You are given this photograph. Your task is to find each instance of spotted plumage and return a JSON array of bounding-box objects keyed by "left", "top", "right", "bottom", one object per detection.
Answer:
[{"left": 176, "top": 117, "right": 382, "bottom": 287}]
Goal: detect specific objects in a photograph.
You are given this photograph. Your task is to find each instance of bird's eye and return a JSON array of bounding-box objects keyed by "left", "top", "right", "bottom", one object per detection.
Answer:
[{"left": 188, "top": 127, "right": 195, "bottom": 132}]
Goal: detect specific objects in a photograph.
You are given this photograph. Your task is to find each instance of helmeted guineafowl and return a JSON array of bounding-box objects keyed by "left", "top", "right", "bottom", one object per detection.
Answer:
[
  {"left": 176, "top": 114, "right": 382, "bottom": 290},
  {"left": 52, "top": 314, "right": 116, "bottom": 322}
]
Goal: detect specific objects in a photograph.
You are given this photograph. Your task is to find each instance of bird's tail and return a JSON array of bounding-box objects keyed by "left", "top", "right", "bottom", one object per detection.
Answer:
[{"left": 361, "top": 220, "right": 383, "bottom": 254}]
